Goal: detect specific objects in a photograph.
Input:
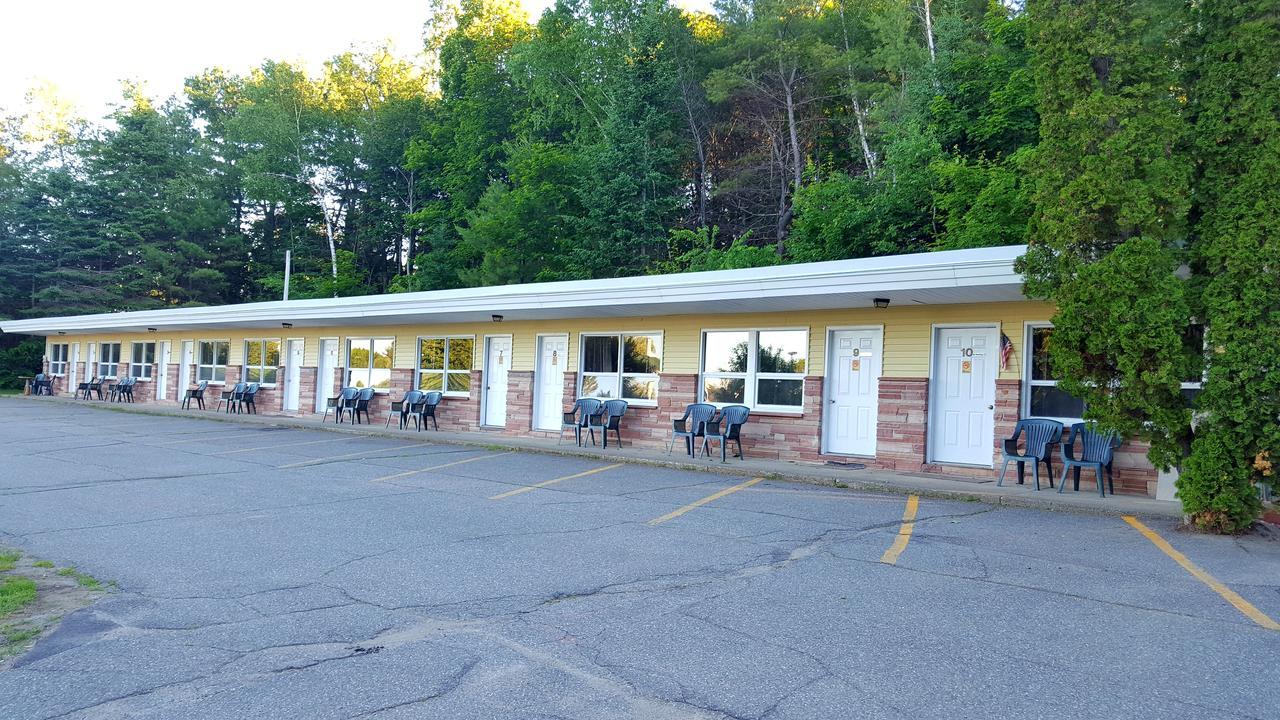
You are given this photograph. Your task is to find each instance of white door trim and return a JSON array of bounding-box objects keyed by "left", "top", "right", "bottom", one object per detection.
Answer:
[
  {"left": 157, "top": 341, "right": 172, "bottom": 400},
  {"left": 481, "top": 334, "right": 513, "bottom": 428},
  {"left": 283, "top": 338, "right": 304, "bottom": 412},
  {"left": 821, "top": 325, "right": 884, "bottom": 457},
  {"left": 316, "top": 337, "right": 338, "bottom": 413},
  {"left": 534, "top": 333, "right": 569, "bottom": 432},
  {"left": 927, "top": 323, "right": 1000, "bottom": 467}
]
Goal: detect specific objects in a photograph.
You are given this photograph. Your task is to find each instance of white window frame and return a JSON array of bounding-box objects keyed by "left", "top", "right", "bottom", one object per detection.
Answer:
[
  {"left": 243, "top": 338, "right": 282, "bottom": 386},
  {"left": 577, "top": 332, "right": 663, "bottom": 407},
  {"left": 699, "top": 328, "right": 809, "bottom": 413},
  {"left": 1181, "top": 322, "right": 1206, "bottom": 405},
  {"left": 416, "top": 336, "right": 474, "bottom": 398},
  {"left": 130, "top": 341, "right": 156, "bottom": 380},
  {"left": 345, "top": 337, "right": 396, "bottom": 393},
  {"left": 197, "top": 340, "right": 230, "bottom": 384},
  {"left": 98, "top": 342, "right": 122, "bottom": 379},
  {"left": 1022, "top": 322, "right": 1085, "bottom": 424},
  {"left": 49, "top": 343, "right": 69, "bottom": 376}
]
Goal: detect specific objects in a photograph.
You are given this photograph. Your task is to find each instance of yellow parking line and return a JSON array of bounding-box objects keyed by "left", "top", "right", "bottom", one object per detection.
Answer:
[
  {"left": 647, "top": 477, "right": 764, "bottom": 526},
  {"left": 1123, "top": 516, "right": 1280, "bottom": 631},
  {"left": 371, "top": 452, "right": 512, "bottom": 483},
  {"left": 211, "top": 436, "right": 360, "bottom": 455},
  {"left": 277, "top": 441, "right": 437, "bottom": 469},
  {"left": 489, "top": 464, "right": 624, "bottom": 500},
  {"left": 879, "top": 495, "right": 920, "bottom": 565}
]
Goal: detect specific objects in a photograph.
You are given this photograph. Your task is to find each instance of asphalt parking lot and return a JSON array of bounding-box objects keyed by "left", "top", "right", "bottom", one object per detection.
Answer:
[{"left": 1, "top": 399, "right": 1278, "bottom": 719}]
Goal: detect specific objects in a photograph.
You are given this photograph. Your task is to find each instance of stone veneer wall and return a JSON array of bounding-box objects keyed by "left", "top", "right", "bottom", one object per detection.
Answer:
[{"left": 69, "top": 358, "right": 1160, "bottom": 497}]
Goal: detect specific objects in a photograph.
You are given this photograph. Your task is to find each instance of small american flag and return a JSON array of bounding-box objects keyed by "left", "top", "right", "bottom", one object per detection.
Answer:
[{"left": 999, "top": 332, "right": 1014, "bottom": 372}]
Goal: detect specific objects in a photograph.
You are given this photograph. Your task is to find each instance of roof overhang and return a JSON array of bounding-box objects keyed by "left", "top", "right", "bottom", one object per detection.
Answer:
[{"left": 0, "top": 245, "right": 1030, "bottom": 336}]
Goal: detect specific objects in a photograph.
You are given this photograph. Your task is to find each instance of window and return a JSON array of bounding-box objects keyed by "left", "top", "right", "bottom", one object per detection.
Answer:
[
  {"left": 244, "top": 339, "right": 281, "bottom": 385},
  {"left": 347, "top": 337, "right": 394, "bottom": 390},
  {"left": 417, "top": 337, "right": 473, "bottom": 395},
  {"left": 130, "top": 342, "right": 155, "bottom": 379},
  {"left": 197, "top": 340, "right": 229, "bottom": 383},
  {"left": 1024, "top": 325, "right": 1085, "bottom": 420},
  {"left": 1181, "top": 323, "right": 1205, "bottom": 406},
  {"left": 49, "top": 343, "right": 69, "bottom": 375},
  {"left": 98, "top": 343, "right": 122, "bottom": 379},
  {"left": 580, "top": 333, "right": 662, "bottom": 403},
  {"left": 701, "top": 329, "right": 807, "bottom": 410}
]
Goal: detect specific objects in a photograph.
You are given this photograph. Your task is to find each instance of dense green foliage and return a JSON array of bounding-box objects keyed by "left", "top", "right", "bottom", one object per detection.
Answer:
[
  {"left": 1177, "top": 0, "right": 1278, "bottom": 533},
  {"left": 1022, "top": 0, "right": 1279, "bottom": 532},
  {"left": 0, "top": 339, "right": 42, "bottom": 390},
  {"left": 0, "top": 0, "right": 1036, "bottom": 319}
]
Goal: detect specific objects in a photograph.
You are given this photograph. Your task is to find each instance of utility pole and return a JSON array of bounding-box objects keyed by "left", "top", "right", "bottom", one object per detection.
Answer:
[{"left": 283, "top": 250, "right": 292, "bottom": 302}]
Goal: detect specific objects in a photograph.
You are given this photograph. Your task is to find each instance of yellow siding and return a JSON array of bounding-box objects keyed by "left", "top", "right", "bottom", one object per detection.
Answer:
[{"left": 53, "top": 300, "right": 1055, "bottom": 382}]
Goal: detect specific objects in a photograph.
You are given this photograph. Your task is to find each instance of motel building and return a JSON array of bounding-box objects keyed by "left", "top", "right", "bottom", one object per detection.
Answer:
[{"left": 1, "top": 245, "right": 1176, "bottom": 499}]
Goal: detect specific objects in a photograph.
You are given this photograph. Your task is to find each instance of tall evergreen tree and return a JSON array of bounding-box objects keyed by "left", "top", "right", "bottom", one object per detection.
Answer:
[
  {"left": 1018, "top": 0, "right": 1194, "bottom": 471},
  {"left": 1178, "top": 0, "right": 1279, "bottom": 532}
]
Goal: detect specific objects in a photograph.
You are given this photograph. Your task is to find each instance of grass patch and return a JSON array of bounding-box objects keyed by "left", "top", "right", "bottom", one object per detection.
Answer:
[
  {"left": 0, "top": 551, "right": 19, "bottom": 572},
  {"left": 32, "top": 560, "right": 53, "bottom": 569},
  {"left": 832, "top": 482, "right": 849, "bottom": 489},
  {"left": 2, "top": 623, "right": 39, "bottom": 645},
  {"left": 55, "top": 567, "right": 102, "bottom": 590},
  {"left": 0, "top": 577, "right": 37, "bottom": 616}
]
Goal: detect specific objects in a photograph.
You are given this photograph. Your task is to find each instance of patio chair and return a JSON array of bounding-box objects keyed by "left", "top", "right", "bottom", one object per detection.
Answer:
[
  {"left": 585, "top": 399, "right": 628, "bottom": 448},
  {"left": 352, "top": 387, "right": 375, "bottom": 425},
  {"left": 416, "top": 391, "right": 442, "bottom": 431},
  {"left": 559, "top": 398, "right": 602, "bottom": 446},
  {"left": 332, "top": 387, "right": 359, "bottom": 423},
  {"left": 240, "top": 383, "right": 260, "bottom": 414},
  {"left": 107, "top": 377, "right": 126, "bottom": 402},
  {"left": 997, "top": 419, "right": 1064, "bottom": 491},
  {"left": 33, "top": 373, "right": 52, "bottom": 396},
  {"left": 182, "top": 380, "right": 208, "bottom": 410},
  {"left": 217, "top": 382, "right": 247, "bottom": 414},
  {"left": 77, "top": 376, "right": 95, "bottom": 400},
  {"left": 121, "top": 377, "right": 137, "bottom": 403},
  {"left": 701, "top": 405, "right": 750, "bottom": 462},
  {"left": 668, "top": 403, "right": 716, "bottom": 457},
  {"left": 387, "top": 390, "right": 424, "bottom": 429},
  {"left": 85, "top": 377, "right": 105, "bottom": 401},
  {"left": 1058, "top": 422, "right": 1122, "bottom": 498}
]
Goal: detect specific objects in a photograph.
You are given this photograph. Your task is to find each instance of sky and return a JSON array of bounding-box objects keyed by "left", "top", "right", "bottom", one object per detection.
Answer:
[{"left": 0, "top": 0, "right": 714, "bottom": 121}]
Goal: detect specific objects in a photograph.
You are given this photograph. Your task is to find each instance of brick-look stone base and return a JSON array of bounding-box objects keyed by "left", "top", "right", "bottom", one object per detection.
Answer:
[{"left": 74, "top": 361, "right": 1160, "bottom": 497}]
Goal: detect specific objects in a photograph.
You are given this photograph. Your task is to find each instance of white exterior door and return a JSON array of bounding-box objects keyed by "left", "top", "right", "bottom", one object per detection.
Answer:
[
  {"left": 316, "top": 339, "right": 338, "bottom": 413},
  {"left": 284, "top": 339, "right": 304, "bottom": 412},
  {"left": 85, "top": 344, "right": 97, "bottom": 380},
  {"left": 930, "top": 326, "right": 998, "bottom": 466},
  {"left": 483, "top": 336, "right": 511, "bottom": 427},
  {"left": 179, "top": 341, "right": 193, "bottom": 391},
  {"left": 825, "top": 328, "right": 882, "bottom": 456},
  {"left": 157, "top": 341, "right": 172, "bottom": 400},
  {"left": 535, "top": 334, "right": 568, "bottom": 431},
  {"left": 68, "top": 343, "right": 80, "bottom": 393}
]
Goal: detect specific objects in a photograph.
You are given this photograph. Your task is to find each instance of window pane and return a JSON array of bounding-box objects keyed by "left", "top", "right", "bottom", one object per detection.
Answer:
[
  {"left": 373, "top": 339, "right": 394, "bottom": 369},
  {"left": 214, "top": 366, "right": 226, "bottom": 383},
  {"left": 758, "top": 331, "right": 807, "bottom": 374},
  {"left": 704, "top": 377, "right": 745, "bottom": 404},
  {"left": 264, "top": 341, "right": 280, "bottom": 367},
  {"left": 419, "top": 372, "right": 443, "bottom": 391},
  {"left": 447, "top": 371, "right": 471, "bottom": 393},
  {"left": 758, "top": 378, "right": 803, "bottom": 407},
  {"left": 144, "top": 343, "right": 155, "bottom": 364},
  {"left": 582, "top": 336, "right": 619, "bottom": 373},
  {"left": 1031, "top": 328, "right": 1054, "bottom": 381},
  {"left": 623, "top": 335, "right": 661, "bottom": 373},
  {"left": 247, "top": 367, "right": 262, "bottom": 383},
  {"left": 1029, "top": 385, "right": 1084, "bottom": 418},
  {"left": 420, "top": 339, "right": 444, "bottom": 370},
  {"left": 371, "top": 368, "right": 391, "bottom": 389},
  {"left": 623, "top": 376, "right": 657, "bottom": 400},
  {"left": 350, "top": 342, "right": 371, "bottom": 371},
  {"left": 704, "top": 332, "right": 749, "bottom": 373},
  {"left": 215, "top": 342, "right": 228, "bottom": 365},
  {"left": 582, "top": 374, "right": 619, "bottom": 398},
  {"left": 448, "top": 338, "right": 473, "bottom": 371},
  {"left": 199, "top": 343, "right": 212, "bottom": 365},
  {"left": 246, "top": 341, "right": 262, "bottom": 367},
  {"left": 262, "top": 367, "right": 278, "bottom": 384}
]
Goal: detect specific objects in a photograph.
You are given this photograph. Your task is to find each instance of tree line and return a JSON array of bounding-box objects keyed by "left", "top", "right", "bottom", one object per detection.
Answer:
[
  {"left": 0, "top": 0, "right": 1275, "bottom": 531},
  {"left": 0, "top": 0, "right": 1034, "bottom": 317}
]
